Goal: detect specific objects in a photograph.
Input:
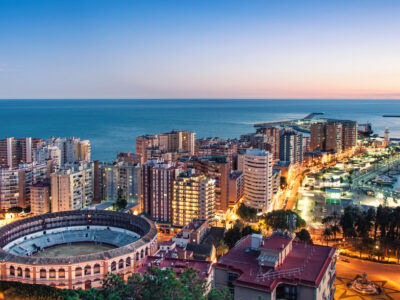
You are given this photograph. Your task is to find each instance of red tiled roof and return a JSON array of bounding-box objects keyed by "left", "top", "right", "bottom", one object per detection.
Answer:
[{"left": 215, "top": 235, "right": 336, "bottom": 292}]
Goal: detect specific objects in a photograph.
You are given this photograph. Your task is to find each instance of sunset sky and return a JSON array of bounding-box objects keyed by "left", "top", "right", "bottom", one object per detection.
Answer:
[{"left": 0, "top": 0, "right": 399, "bottom": 99}]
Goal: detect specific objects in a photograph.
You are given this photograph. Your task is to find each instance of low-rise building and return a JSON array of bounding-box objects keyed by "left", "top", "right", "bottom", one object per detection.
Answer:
[{"left": 214, "top": 233, "right": 337, "bottom": 300}]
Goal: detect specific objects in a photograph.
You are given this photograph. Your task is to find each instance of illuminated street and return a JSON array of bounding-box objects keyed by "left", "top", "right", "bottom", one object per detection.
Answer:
[{"left": 335, "top": 256, "right": 400, "bottom": 299}]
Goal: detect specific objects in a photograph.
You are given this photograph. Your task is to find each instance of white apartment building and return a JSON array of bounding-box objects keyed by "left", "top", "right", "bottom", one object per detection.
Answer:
[{"left": 243, "top": 149, "right": 273, "bottom": 213}]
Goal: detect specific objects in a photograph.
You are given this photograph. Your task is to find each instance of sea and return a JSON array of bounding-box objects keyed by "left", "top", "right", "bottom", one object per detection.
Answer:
[{"left": 1, "top": 99, "right": 400, "bottom": 162}]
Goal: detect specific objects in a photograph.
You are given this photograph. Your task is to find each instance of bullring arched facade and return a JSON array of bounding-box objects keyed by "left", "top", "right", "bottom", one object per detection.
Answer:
[{"left": 0, "top": 210, "right": 157, "bottom": 290}]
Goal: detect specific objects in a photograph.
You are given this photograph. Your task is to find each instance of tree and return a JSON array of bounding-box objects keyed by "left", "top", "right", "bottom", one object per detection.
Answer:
[
  {"left": 323, "top": 227, "right": 332, "bottom": 246},
  {"left": 263, "top": 210, "right": 305, "bottom": 231},
  {"left": 223, "top": 223, "right": 260, "bottom": 249},
  {"left": 208, "top": 288, "right": 233, "bottom": 300},
  {"left": 224, "top": 226, "right": 242, "bottom": 249},
  {"left": 295, "top": 229, "right": 312, "bottom": 243},
  {"left": 7, "top": 206, "right": 23, "bottom": 213},
  {"left": 216, "top": 240, "right": 229, "bottom": 258},
  {"left": 322, "top": 211, "right": 341, "bottom": 242},
  {"left": 23, "top": 206, "right": 31, "bottom": 214},
  {"left": 237, "top": 204, "right": 257, "bottom": 221},
  {"left": 115, "top": 188, "right": 127, "bottom": 211}
]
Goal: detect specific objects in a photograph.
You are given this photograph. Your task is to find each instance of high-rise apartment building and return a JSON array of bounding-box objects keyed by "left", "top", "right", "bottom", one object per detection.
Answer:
[
  {"left": 279, "top": 129, "right": 303, "bottom": 164},
  {"left": 243, "top": 149, "right": 273, "bottom": 212},
  {"left": 342, "top": 120, "right": 358, "bottom": 150},
  {"left": 142, "top": 159, "right": 180, "bottom": 223},
  {"left": 180, "top": 156, "right": 231, "bottom": 212},
  {"left": 0, "top": 137, "right": 42, "bottom": 168},
  {"left": 172, "top": 170, "right": 215, "bottom": 227},
  {"left": 325, "top": 122, "right": 343, "bottom": 153},
  {"left": 99, "top": 161, "right": 142, "bottom": 202},
  {"left": 136, "top": 130, "right": 195, "bottom": 163},
  {"left": 46, "top": 137, "right": 91, "bottom": 165},
  {"left": 30, "top": 182, "right": 51, "bottom": 215},
  {"left": 310, "top": 120, "right": 358, "bottom": 153},
  {"left": 33, "top": 144, "right": 62, "bottom": 171},
  {"left": 196, "top": 138, "right": 237, "bottom": 164},
  {"left": 228, "top": 170, "right": 244, "bottom": 207},
  {"left": 256, "top": 127, "right": 281, "bottom": 160},
  {"left": 51, "top": 161, "right": 94, "bottom": 212},
  {"left": 0, "top": 163, "right": 47, "bottom": 210}
]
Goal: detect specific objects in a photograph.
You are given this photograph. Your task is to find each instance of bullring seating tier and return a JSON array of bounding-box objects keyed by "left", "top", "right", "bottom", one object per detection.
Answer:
[{"left": 3, "top": 226, "right": 140, "bottom": 256}]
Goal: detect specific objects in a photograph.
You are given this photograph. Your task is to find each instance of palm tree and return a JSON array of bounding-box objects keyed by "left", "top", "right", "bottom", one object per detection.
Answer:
[{"left": 323, "top": 228, "right": 333, "bottom": 246}]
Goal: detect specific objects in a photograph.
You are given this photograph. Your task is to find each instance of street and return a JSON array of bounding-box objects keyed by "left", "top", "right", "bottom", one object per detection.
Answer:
[{"left": 335, "top": 256, "right": 400, "bottom": 299}]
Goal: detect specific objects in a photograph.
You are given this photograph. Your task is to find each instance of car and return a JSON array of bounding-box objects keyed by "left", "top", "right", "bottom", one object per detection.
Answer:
[{"left": 341, "top": 257, "right": 350, "bottom": 263}]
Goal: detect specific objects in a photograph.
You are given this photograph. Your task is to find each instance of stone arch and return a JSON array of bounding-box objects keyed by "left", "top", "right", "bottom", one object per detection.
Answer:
[
  {"left": 84, "top": 265, "right": 92, "bottom": 276},
  {"left": 111, "top": 261, "right": 116, "bottom": 271},
  {"left": 93, "top": 264, "right": 101, "bottom": 274}
]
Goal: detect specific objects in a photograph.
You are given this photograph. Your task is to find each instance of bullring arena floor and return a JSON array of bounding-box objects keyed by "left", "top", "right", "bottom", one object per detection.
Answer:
[{"left": 33, "top": 243, "right": 116, "bottom": 258}]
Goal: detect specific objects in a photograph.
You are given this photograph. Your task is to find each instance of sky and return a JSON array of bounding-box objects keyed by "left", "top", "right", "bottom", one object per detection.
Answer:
[{"left": 0, "top": 0, "right": 399, "bottom": 99}]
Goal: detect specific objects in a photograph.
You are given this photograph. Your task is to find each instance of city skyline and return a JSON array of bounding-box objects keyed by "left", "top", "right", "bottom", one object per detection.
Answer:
[{"left": 1, "top": 0, "right": 399, "bottom": 99}]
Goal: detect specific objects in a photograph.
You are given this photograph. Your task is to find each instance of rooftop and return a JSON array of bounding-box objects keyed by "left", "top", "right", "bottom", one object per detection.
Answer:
[
  {"left": 215, "top": 234, "right": 336, "bottom": 292},
  {"left": 137, "top": 256, "right": 212, "bottom": 281}
]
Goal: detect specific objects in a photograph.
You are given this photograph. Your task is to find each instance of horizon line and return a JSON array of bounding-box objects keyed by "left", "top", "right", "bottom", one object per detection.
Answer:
[{"left": 1, "top": 98, "right": 400, "bottom": 101}]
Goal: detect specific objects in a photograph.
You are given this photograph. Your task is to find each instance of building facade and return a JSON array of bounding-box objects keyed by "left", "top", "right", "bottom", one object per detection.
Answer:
[
  {"left": 51, "top": 161, "right": 94, "bottom": 212},
  {"left": 214, "top": 233, "right": 337, "bottom": 300},
  {"left": 0, "top": 137, "right": 42, "bottom": 169},
  {"left": 141, "top": 159, "right": 180, "bottom": 223},
  {"left": 0, "top": 163, "right": 47, "bottom": 210},
  {"left": 136, "top": 130, "right": 195, "bottom": 163},
  {"left": 98, "top": 161, "right": 141, "bottom": 202},
  {"left": 30, "top": 182, "right": 51, "bottom": 215},
  {"left": 172, "top": 170, "right": 215, "bottom": 227},
  {"left": 243, "top": 149, "right": 273, "bottom": 212},
  {"left": 279, "top": 129, "right": 303, "bottom": 164}
]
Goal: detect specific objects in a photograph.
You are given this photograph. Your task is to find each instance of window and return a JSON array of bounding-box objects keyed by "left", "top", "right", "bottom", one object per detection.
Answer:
[
  {"left": 25, "top": 268, "right": 30, "bottom": 279},
  {"left": 40, "top": 269, "right": 46, "bottom": 279},
  {"left": 75, "top": 267, "right": 82, "bottom": 277},
  {"left": 17, "top": 267, "right": 22, "bottom": 277},
  {"left": 9, "top": 266, "right": 15, "bottom": 276},
  {"left": 126, "top": 257, "right": 131, "bottom": 267},
  {"left": 59, "top": 269, "right": 65, "bottom": 279},
  {"left": 118, "top": 259, "right": 124, "bottom": 269},
  {"left": 94, "top": 264, "right": 101, "bottom": 274},
  {"left": 111, "top": 261, "right": 116, "bottom": 271},
  {"left": 84, "top": 266, "right": 91, "bottom": 275},
  {"left": 49, "top": 269, "right": 56, "bottom": 279}
]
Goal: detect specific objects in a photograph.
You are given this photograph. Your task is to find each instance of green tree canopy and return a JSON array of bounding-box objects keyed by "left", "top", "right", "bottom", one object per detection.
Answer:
[
  {"left": 236, "top": 204, "right": 257, "bottom": 221},
  {"left": 262, "top": 209, "right": 305, "bottom": 231}
]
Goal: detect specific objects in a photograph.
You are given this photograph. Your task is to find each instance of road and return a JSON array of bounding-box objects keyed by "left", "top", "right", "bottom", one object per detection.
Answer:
[{"left": 335, "top": 256, "right": 400, "bottom": 299}]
